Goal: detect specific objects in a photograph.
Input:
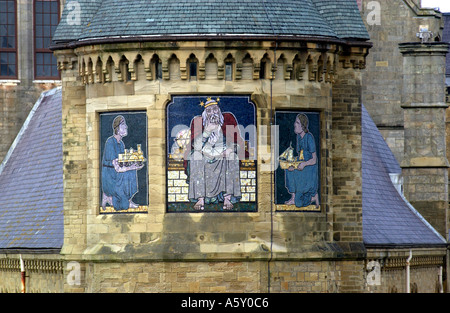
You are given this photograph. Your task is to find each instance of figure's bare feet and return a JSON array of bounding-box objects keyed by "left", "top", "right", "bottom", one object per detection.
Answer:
[
  {"left": 129, "top": 200, "right": 139, "bottom": 208},
  {"left": 311, "top": 194, "right": 320, "bottom": 208},
  {"left": 102, "top": 193, "right": 112, "bottom": 210},
  {"left": 194, "top": 197, "right": 205, "bottom": 211},
  {"left": 223, "top": 195, "right": 234, "bottom": 210},
  {"left": 285, "top": 193, "right": 295, "bottom": 205}
]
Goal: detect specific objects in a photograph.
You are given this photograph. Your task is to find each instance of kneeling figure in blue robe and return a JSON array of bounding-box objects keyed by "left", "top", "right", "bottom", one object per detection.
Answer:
[
  {"left": 102, "top": 115, "right": 144, "bottom": 211},
  {"left": 284, "top": 114, "right": 320, "bottom": 208}
]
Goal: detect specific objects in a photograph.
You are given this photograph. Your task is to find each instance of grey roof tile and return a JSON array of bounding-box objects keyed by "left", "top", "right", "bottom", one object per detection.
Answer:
[
  {"left": 362, "top": 104, "right": 446, "bottom": 246},
  {"left": 0, "top": 88, "right": 63, "bottom": 250},
  {"left": 53, "top": 0, "right": 369, "bottom": 44}
]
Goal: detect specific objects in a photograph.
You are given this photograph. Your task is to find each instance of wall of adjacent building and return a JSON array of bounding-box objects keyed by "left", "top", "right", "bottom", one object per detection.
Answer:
[
  {"left": 365, "top": 248, "right": 448, "bottom": 293},
  {"left": 0, "top": 0, "right": 63, "bottom": 163},
  {"left": 359, "top": 0, "right": 443, "bottom": 163}
]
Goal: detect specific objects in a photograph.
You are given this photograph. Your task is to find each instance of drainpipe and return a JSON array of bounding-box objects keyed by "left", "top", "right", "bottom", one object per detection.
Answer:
[
  {"left": 20, "top": 255, "right": 26, "bottom": 293},
  {"left": 406, "top": 250, "right": 412, "bottom": 293}
]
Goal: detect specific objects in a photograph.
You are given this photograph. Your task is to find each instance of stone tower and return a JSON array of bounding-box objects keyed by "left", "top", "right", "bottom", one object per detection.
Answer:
[
  {"left": 400, "top": 42, "right": 450, "bottom": 238},
  {"left": 50, "top": 0, "right": 372, "bottom": 292}
]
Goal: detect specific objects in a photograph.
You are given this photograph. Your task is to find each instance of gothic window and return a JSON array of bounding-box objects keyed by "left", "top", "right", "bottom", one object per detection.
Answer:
[
  {"left": 34, "top": 0, "right": 60, "bottom": 79},
  {"left": 259, "top": 61, "right": 266, "bottom": 79},
  {"left": 259, "top": 54, "right": 271, "bottom": 79},
  {"left": 225, "top": 62, "right": 233, "bottom": 81},
  {"left": 0, "top": 0, "right": 17, "bottom": 78},
  {"left": 224, "top": 54, "right": 235, "bottom": 81},
  {"left": 154, "top": 56, "right": 162, "bottom": 80},
  {"left": 188, "top": 54, "right": 198, "bottom": 81}
]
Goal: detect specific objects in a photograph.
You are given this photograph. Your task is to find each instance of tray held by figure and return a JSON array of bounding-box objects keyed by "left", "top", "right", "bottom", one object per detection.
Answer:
[
  {"left": 279, "top": 144, "right": 304, "bottom": 170},
  {"left": 118, "top": 144, "right": 146, "bottom": 167}
]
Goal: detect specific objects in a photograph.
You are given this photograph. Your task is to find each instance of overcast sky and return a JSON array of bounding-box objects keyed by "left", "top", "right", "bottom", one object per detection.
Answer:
[{"left": 421, "top": 0, "right": 450, "bottom": 12}]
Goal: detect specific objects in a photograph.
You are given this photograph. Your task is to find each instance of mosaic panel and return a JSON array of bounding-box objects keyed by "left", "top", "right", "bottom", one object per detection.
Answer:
[
  {"left": 167, "top": 96, "right": 257, "bottom": 212},
  {"left": 99, "top": 111, "right": 148, "bottom": 214},
  {"left": 275, "top": 111, "right": 321, "bottom": 212}
]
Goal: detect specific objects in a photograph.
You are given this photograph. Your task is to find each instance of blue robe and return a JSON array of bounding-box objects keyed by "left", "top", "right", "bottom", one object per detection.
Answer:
[
  {"left": 102, "top": 136, "right": 138, "bottom": 210},
  {"left": 285, "top": 132, "right": 318, "bottom": 208}
]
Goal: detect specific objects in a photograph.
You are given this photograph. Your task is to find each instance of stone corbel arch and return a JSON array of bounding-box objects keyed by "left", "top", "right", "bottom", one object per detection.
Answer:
[
  {"left": 325, "top": 54, "right": 336, "bottom": 83},
  {"left": 93, "top": 56, "right": 103, "bottom": 84},
  {"left": 167, "top": 53, "right": 180, "bottom": 80},
  {"left": 275, "top": 53, "right": 288, "bottom": 80},
  {"left": 250, "top": 50, "right": 268, "bottom": 80},
  {"left": 204, "top": 52, "right": 218, "bottom": 80},
  {"left": 145, "top": 52, "right": 161, "bottom": 81},
  {"left": 281, "top": 51, "right": 297, "bottom": 80},
  {"left": 109, "top": 54, "right": 123, "bottom": 82},
  {"left": 87, "top": 57, "right": 94, "bottom": 84},
  {"left": 317, "top": 54, "right": 325, "bottom": 82},
  {"left": 117, "top": 54, "right": 131, "bottom": 82},
  {"left": 126, "top": 53, "right": 142, "bottom": 81},
  {"left": 103, "top": 55, "right": 115, "bottom": 82},
  {"left": 292, "top": 52, "right": 308, "bottom": 81},
  {"left": 307, "top": 52, "right": 321, "bottom": 82}
]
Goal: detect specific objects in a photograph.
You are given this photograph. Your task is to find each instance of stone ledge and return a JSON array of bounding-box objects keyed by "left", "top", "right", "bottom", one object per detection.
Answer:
[
  {"left": 401, "top": 102, "right": 448, "bottom": 109},
  {"left": 401, "top": 157, "right": 450, "bottom": 168},
  {"left": 399, "top": 42, "right": 449, "bottom": 55},
  {"left": 76, "top": 241, "right": 366, "bottom": 263}
]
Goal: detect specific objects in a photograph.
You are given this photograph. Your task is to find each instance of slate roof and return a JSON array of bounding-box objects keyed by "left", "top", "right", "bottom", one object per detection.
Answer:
[
  {"left": 52, "top": 0, "right": 369, "bottom": 45},
  {"left": 0, "top": 88, "right": 63, "bottom": 250},
  {"left": 362, "top": 104, "right": 446, "bottom": 247}
]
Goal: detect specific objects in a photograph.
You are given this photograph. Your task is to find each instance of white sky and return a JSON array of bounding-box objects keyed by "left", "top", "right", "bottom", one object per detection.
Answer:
[{"left": 421, "top": 0, "right": 450, "bottom": 13}]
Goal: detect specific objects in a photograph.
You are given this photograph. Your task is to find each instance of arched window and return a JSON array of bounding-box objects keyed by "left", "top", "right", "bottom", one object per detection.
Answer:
[{"left": 187, "top": 54, "right": 198, "bottom": 81}]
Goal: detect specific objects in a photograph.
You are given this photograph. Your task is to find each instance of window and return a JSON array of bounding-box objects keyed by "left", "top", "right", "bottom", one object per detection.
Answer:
[
  {"left": 156, "top": 61, "right": 162, "bottom": 80},
  {"left": 34, "top": 0, "right": 60, "bottom": 79},
  {"left": 188, "top": 54, "right": 198, "bottom": 81},
  {"left": 225, "top": 62, "right": 233, "bottom": 81},
  {"left": 0, "top": 0, "right": 17, "bottom": 78},
  {"left": 151, "top": 55, "right": 162, "bottom": 80},
  {"left": 259, "top": 61, "right": 266, "bottom": 79},
  {"left": 189, "top": 61, "right": 197, "bottom": 81}
]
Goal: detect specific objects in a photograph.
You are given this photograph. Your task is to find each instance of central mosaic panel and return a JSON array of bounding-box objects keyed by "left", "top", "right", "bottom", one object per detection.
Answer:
[{"left": 166, "top": 95, "right": 257, "bottom": 213}]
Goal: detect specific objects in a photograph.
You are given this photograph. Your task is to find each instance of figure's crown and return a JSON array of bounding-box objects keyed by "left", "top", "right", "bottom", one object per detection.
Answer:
[{"left": 200, "top": 97, "right": 220, "bottom": 109}]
